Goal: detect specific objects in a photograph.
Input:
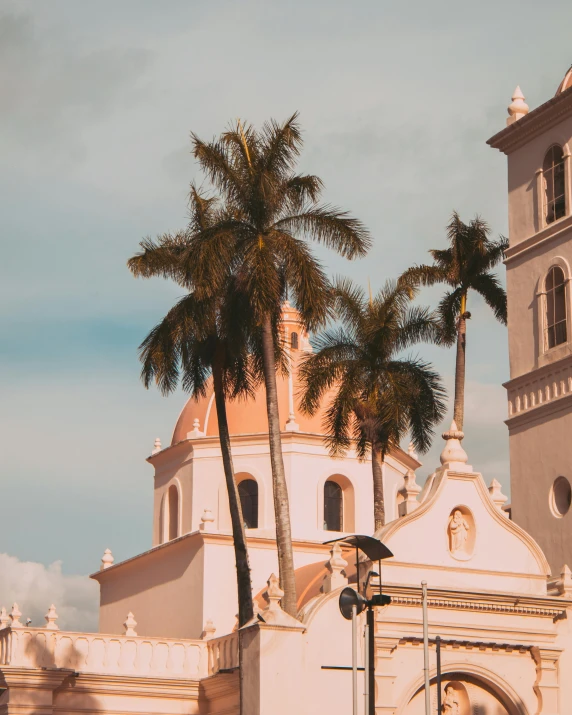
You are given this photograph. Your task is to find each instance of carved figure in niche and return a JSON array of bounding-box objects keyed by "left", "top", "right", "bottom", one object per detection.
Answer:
[
  {"left": 442, "top": 684, "right": 461, "bottom": 715},
  {"left": 449, "top": 509, "right": 470, "bottom": 554}
]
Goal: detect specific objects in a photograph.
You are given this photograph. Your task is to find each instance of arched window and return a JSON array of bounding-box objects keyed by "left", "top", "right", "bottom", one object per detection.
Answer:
[
  {"left": 238, "top": 479, "right": 259, "bottom": 529},
  {"left": 290, "top": 331, "right": 299, "bottom": 350},
  {"left": 324, "top": 480, "right": 343, "bottom": 531},
  {"left": 164, "top": 484, "right": 180, "bottom": 541},
  {"left": 543, "top": 145, "right": 566, "bottom": 225},
  {"left": 546, "top": 266, "right": 567, "bottom": 348}
]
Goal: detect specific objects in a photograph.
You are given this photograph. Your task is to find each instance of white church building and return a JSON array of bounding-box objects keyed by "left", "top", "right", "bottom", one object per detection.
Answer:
[{"left": 2, "top": 66, "right": 572, "bottom": 715}]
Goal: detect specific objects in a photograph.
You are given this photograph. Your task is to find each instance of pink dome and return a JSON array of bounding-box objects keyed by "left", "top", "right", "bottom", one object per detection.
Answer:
[
  {"left": 171, "top": 305, "right": 328, "bottom": 444},
  {"left": 555, "top": 66, "right": 572, "bottom": 95}
]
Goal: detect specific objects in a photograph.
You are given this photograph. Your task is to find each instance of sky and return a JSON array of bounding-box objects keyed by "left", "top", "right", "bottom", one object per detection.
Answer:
[{"left": 2, "top": 0, "right": 572, "bottom": 629}]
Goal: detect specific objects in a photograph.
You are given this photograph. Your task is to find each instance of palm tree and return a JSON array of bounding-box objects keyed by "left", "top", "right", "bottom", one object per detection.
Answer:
[
  {"left": 128, "top": 189, "right": 257, "bottom": 628},
  {"left": 181, "top": 114, "right": 371, "bottom": 616},
  {"left": 299, "top": 278, "right": 447, "bottom": 531},
  {"left": 400, "top": 212, "right": 508, "bottom": 430}
]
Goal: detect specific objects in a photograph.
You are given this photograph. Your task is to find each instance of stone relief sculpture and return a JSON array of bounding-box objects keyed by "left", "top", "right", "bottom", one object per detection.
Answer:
[
  {"left": 449, "top": 509, "right": 470, "bottom": 554},
  {"left": 442, "top": 684, "right": 461, "bottom": 714}
]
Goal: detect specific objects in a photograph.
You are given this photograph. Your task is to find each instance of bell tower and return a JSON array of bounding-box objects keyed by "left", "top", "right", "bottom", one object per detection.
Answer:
[{"left": 488, "top": 68, "right": 572, "bottom": 576}]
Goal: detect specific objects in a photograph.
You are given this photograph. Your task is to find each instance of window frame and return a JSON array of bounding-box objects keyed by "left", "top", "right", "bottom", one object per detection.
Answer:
[
  {"left": 536, "top": 258, "right": 572, "bottom": 365},
  {"left": 537, "top": 143, "right": 571, "bottom": 231},
  {"left": 545, "top": 266, "right": 568, "bottom": 350},
  {"left": 543, "top": 145, "right": 567, "bottom": 226}
]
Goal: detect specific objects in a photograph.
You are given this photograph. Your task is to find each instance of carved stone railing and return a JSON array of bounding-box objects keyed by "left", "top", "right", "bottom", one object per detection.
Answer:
[
  {"left": 0, "top": 627, "right": 208, "bottom": 679},
  {"left": 506, "top": 362, "right": 572, "bottom": 418},
  {"left": 207, "top": 632, "right": 239, "bottom": 675}
]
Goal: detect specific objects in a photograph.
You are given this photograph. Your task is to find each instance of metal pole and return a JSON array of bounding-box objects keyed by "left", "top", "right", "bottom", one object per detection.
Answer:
[
  {"left": 364, "top": 620, "right": 369, "bottom": 715},
  {"left": 352, "top": 603, "right": 358, "bottom": 715},
  {"left": 367, "top": 605, "right": 375, "bottom": 715},
  {"left": 436, "top": 636, "right": 442, "bottom": 715},
  {"left": 422, "top": 581, "right": 430, "bottom": 715}
]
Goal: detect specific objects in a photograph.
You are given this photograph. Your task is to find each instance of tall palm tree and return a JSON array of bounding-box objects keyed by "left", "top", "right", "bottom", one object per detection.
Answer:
[
  {"left": 181, "top": 114, "right": 371, "bottom": 616},
  {"left": 299, "top": 278, "right": 447, "bottom": 531},
  {"left": 400, "top": 212, "right": 508, "bottom": 430},
  {"left": 128, "top": 189, "right": 257, "bottom": 628}
]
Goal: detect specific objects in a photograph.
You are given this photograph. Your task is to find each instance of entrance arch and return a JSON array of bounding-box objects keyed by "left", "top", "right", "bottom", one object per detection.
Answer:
[{"left": 399, "top": 666, "right": 530, "bottom": 715}]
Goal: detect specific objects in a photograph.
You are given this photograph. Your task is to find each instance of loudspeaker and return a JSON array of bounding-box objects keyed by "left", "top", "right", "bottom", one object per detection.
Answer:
[{"left": 339, "top": 587, "right": 368, "bottom": 620}]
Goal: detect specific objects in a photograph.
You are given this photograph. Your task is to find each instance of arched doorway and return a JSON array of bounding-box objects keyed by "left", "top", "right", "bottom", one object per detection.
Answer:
[{"left": 403, "top": 672, "right": 524, "bottom": 715}]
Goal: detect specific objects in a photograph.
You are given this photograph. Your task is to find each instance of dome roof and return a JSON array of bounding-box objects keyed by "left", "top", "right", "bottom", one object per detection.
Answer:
[
  {"left": 555, "top": 65, "right": 572, "bottom": 95},
  {"left": 171, "top": 304, "right": 325, "bottom": 444}
]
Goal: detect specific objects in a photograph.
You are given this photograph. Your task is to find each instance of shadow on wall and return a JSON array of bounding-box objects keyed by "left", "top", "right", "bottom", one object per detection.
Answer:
[{"left": 0, "top": 630, "right": 101, "bottom": 713}]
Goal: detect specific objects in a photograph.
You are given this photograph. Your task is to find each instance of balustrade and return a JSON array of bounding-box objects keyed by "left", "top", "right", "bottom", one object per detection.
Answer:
[{"left": 0, "top": 626, "right": 207, "bottom": 679}]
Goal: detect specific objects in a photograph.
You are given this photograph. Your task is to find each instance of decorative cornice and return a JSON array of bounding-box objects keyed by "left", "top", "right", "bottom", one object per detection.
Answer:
[
  {"left": 383, "top": 583, "right": 572, "bottom": 613},
  {"left": 386, "top": 593, "right": 566, "bottom": 620},
  {"left": 505, "top": 390, "right": 572, "bottom": 431},
  {"left": 91, "top": 530, "right": 333, "bottom": 580},
  {"left": 503, "top": 353, "right": 572, "bottom": 390},
  {"left": 149, "top": 430, "right": 421, "bottom": 471},
  {"left": 487, "top": 85, "right": 572, "bottom": 155},
  {"left": 398, "top": 636, "right": 532, "bottom": 653},
  {"left": 504, "top": 214, "right": 572, "bottom": 264},
  {"left": 58, "top": 671, "right": 202, "bottom": 698},
  {"left": 0, "top": 665, "right": 74, "bottom": 689}
]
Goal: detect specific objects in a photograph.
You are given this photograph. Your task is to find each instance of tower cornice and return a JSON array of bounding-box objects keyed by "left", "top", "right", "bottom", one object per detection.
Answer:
[{"left": 487, "top": 86, "right": 572, "bottom": 155}]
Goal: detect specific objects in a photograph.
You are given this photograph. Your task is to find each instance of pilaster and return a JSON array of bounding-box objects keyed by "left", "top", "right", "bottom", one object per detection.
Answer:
[
  {"left": 531, "top": 647, "right": 561, "bottom": 715},
  {"left": 374, "top": 636, "right": 400, "bottom": 715}
]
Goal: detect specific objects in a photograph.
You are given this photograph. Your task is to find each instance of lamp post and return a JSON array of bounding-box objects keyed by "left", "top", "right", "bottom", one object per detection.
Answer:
[
  {"left": 436, "top": 635, "right": 442, "bottom": 715},
  {"left": 422, "top": 581, "right": 430, "bottom": 715},
  {"left": 334, "top": 535, "right": 393, "bottom": 715}
]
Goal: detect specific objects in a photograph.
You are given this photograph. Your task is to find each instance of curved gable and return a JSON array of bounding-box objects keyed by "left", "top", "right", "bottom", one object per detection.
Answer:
[{"left": 379, "top": 467, "right": 550, "bottom": 595}]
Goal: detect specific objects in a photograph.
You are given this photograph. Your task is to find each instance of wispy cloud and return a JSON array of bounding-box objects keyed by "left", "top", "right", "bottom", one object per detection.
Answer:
[{"left": 0, "top": 553, "right": 98, "bottom": 632}]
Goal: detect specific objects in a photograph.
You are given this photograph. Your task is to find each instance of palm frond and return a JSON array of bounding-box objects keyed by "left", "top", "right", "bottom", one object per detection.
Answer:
[
  {"left": 272, "top": 205, "right": 371, "bottom": 259},
  {"left": 470, "top": 271, "right": 507, "bottom": 324}
]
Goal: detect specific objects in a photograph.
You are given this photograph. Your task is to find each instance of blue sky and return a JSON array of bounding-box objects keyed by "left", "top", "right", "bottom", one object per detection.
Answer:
[{"left": 2, "top": 0, "right": 572, "bottom": 613}]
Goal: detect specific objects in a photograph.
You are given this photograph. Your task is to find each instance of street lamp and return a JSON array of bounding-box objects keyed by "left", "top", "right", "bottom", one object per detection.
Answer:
[{"left": 325, "top": 535, "right": 393, "bottom": 715}]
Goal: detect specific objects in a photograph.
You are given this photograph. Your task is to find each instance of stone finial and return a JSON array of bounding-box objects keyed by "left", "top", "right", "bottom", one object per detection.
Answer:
[
  {"left": 323, "top": 542, "right": 349, "bottom": 593},
  {"left": 440, "top": 421, "right": 471, "bottom": 472},
  {"left": 285, "top": 415, "right": 300, "bottom": 432},
  {"left": 489, "top": 478, "right": 509, "bottom": 514},
  {"left": 100, "top": 548, "right": 114, "bottom": 570},
  {"left": 398, "top": 468, "right": 422, "bottom": 516},
  {"left": 0, "top": 608, "right": 10, "bottom": 629},
  {"left": 263, "top": 573, "right": 284, "bottom": 613},
  {"left": 188, "top": 418, "right": 204, "bottom": 439},
  {"left": 152, "top": 437, "right": 162, "bottom": 454},
  {"left": 9, "top": 603, "right": 23, "bottom": 628},
  {"left": 44, "top": 604, "right": 59, "bottom": 631},
  {"left": 252, "top": 598, "right": 261, "bottom": 617},
  {"left": 259, "top": 573, "right": 304, "bottom": 629},
  {"left": 123, "top": 612, "right": 137, "bottom": 636},
  {"left": 507, "top": 86, "right": 529, "bottom": 126},
  {"left": 202, "top": 619, "right": 216, "bottom": 640},
  {"left": 200, "top": 508, "right": 215, "bottom": 531}
]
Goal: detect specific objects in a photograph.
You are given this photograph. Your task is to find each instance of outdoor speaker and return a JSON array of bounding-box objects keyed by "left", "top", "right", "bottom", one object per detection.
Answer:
[{"left": 339, "top": 587, "right": 368, "bottom": 620}]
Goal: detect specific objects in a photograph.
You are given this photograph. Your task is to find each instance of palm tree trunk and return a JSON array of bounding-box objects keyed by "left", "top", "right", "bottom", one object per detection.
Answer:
[
  {"left": 212, "top": 361, "right": 254, "bottom": 627},
  {"left": 453, "top": 295, "right": 467, "bottom": 431},
  {"left": 371, "top": 443, "right": 385, "bottom": 532},
  {"left": 260, "top": 315, "right": 297, "bottom": 617}
]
